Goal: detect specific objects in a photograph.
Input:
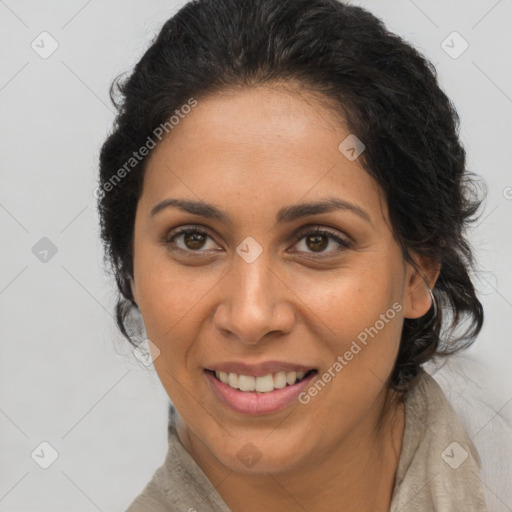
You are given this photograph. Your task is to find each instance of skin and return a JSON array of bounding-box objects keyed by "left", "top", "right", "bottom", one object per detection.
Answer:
[{"left": 130, "top": 84, "right": 440, "bottom": 512}]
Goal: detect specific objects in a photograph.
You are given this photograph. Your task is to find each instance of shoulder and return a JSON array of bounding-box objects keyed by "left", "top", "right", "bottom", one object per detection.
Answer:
[
  {"left": 424, "top": 353, "right": 512, "bottom": 511},
  {"left": 390, "top": 356, "right": 491, "bottom": 510}
]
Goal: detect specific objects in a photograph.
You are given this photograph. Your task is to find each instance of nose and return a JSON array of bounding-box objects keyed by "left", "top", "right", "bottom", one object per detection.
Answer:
[{"left": 212, "top": 251, "right": 295, "bottom": 345}]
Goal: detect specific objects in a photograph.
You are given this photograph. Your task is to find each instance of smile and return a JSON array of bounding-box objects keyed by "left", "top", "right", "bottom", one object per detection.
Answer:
[
  {"left": 204, "top": 368, "right": 319, "bottom": 415},
  {"left": 209, "top": 369, "right": 316, "bottom": 393}
]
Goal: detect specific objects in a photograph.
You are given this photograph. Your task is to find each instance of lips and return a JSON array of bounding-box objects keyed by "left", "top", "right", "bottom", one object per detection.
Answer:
[{"left": 204, "top": 367, "right": 319, "bottom": 415}]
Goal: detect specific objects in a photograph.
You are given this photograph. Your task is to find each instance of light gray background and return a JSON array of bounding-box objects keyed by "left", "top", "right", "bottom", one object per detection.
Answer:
[{"left": 1, "top": 0, "right": 511, "bottom": 510}]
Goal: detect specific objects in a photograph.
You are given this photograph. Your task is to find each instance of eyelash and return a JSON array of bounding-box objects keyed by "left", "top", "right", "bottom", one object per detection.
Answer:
[
  {"left": 162, "top": 225, "right": 352, "bottom": 257},
  {"left": 291, "top": 227, "right": 351, "bottom": 254}
]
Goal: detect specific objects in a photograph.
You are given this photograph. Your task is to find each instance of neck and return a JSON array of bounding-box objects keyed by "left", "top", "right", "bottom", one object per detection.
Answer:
[{"left": 176, "top": 389, "right": 405, "bottom": 512}]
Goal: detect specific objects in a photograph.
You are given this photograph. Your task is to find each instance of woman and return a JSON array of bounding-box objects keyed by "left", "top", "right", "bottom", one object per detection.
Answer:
[{"left": 97, "top": 0, "right": 490, "bottom": 510}]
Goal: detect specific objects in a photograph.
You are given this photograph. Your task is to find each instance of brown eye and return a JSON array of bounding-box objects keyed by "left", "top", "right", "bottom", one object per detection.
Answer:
[
  {"left": 182, "top": 231, "right": 208, "bottom": 250},
  {"left": 305, "top": 233, "right": 329, "bottom": 252},
  {"left": 291, "top": 227, "right": 351, "bottom": 255},
  {"left": 164, "top": 227, "right": 218, "bottom": 253}
]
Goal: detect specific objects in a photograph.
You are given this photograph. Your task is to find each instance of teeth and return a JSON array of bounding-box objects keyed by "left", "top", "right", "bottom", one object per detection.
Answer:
[
  {"left": 255, "top": 375, "right": 274, "bottom": 392},
  {"left": 286, "top": 371, "right": 297, "bottom": 385},
  {"left": 228, "top": 373, "right": 238, "bottom": 388},
  {"left": 238, "top": 375, "right": 255, "bottom": 391},
  {"left": 273, "top": 371, "right": 287, "bottom": 389},
  {"left": 213, "top": 369, "right": 312, "bottom": 393}
]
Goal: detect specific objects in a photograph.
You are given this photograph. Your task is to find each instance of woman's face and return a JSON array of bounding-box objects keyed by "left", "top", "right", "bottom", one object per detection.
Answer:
[{"left": 131, "top": 85, "right": 434, "bottom": 475}]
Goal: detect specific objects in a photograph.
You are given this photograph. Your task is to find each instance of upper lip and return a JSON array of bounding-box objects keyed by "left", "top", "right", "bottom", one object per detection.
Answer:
[{"left": 205, "top": 361, "right": 317, "bottom": 377}]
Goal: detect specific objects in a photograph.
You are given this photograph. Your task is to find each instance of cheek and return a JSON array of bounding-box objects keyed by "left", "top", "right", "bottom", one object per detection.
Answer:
[
  {"left": 292, "top": 269, "right": 403, "bottom": 381},
  {"left": 292, "top": 267, "right": 398, "bottom": 337},
  {"left": 134, "top": 255, "right": 218, "bottom": 348}
]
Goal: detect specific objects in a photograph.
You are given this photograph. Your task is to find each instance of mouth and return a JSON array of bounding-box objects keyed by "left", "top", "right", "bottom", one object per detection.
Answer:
[
  {"left": 203, "top": 367, "right": 319, "bottom": 415},
  {"left": 205, "top": 368, "right": 318, "bottom": 393}
]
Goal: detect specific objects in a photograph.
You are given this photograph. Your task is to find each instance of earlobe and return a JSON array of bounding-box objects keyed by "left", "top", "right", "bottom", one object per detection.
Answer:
[{"left": 402, "top": 254, "right": 441, "bottom": 320}]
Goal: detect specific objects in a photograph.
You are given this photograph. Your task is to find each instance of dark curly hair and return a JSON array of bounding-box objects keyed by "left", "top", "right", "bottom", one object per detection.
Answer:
[{"left": 97, "top": 0, "right": 486, "bottom": 396}]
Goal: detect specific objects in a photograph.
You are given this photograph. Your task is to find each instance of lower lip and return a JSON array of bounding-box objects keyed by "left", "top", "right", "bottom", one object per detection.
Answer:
[{"left": 204, "top": 370, "right": 318, "bottom": 415}]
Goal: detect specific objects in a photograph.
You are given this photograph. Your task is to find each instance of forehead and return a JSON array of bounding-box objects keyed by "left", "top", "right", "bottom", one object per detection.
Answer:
[
  {"left": 164, "top": 84, "right": 343, "bottom": 148},
  {"left": 140, "top": 85, "right": 387, "bottom": 227}
]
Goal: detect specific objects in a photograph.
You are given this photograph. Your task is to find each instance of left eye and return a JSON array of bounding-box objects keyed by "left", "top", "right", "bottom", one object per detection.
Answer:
[
  {"left": 164, "top": 226, "right": 351, "bottom": 255},
  {"left": 290, "top": 227, "right": 351, "bottom": 255}
]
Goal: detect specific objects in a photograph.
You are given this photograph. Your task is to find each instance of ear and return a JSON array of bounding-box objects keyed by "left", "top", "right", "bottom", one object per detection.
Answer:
[{"left": 402, "top": 252, "right": 441, "bottom": 319}]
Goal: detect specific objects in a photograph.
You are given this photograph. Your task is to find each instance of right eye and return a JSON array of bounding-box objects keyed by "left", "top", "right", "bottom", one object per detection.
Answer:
[{"left": 163, "top": 226, "right": 220, "bottom": 254}]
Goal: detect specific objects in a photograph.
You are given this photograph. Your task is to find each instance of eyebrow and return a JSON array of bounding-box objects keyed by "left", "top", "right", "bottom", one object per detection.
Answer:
[{"left": 150, "top": 197, "right": 373, "bottom": 226}]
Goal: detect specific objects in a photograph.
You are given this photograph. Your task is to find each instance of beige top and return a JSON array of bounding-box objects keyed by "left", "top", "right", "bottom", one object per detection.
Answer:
[{"left": 126, "top": 368, "right": 488, "bottom": 511}]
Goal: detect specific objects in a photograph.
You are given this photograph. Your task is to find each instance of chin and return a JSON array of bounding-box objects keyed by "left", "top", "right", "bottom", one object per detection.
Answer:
[{"left": 209, "top": 428, "right": 313, "bottom": 475}]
